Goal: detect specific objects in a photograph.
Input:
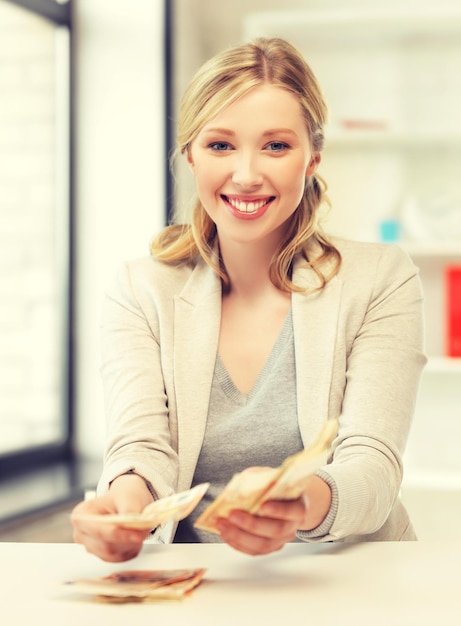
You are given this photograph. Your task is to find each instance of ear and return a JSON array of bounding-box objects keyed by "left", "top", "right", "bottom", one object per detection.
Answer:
[
  {"left": 306, "top": 153, "right": 321, "bottom": 177},
  {"left": 186, "top": 148, "right": 195, "bottom": 173}
]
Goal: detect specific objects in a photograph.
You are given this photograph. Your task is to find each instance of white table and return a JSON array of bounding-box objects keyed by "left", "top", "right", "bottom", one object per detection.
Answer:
[{"left": 1, "top": 541, "right": 460, "bottom": 625}]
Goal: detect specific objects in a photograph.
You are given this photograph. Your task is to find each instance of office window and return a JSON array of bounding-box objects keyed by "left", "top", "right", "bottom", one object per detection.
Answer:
[{"left": 0, "top": 0, "right": 72, "bottom": 470}]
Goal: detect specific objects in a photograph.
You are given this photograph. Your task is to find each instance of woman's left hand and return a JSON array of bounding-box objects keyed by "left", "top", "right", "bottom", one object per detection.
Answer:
[
  {"left": 215, "top": 474, "right": 332, "bottom": 556},
  {"left": 216, "top": 496, "right": 308, "bottom": 555}
]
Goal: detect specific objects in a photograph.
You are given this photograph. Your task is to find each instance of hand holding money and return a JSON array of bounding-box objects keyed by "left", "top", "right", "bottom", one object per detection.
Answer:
[
  {"left": 73, "top": 482, "right": 210, "bottom": 531},
  {"left": 71, "top": 476, "right": 209, "bottom": 562},
  {"left": 195, "top": 419, "right": 338, "bottom": 535}
]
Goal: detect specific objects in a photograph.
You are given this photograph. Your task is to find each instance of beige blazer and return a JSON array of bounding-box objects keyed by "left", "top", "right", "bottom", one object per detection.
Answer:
[{"left": 97, "top": 238, "right": 426, "bottom": 543}]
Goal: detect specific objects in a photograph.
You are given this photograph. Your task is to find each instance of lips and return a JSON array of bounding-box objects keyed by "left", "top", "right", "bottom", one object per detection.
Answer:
[{"left": 221, "top": 195, "right": 275, "bottom": 217}]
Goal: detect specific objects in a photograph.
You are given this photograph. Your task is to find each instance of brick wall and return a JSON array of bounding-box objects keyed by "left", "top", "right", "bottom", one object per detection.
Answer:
[{"left": 0, "top": 1, "right": 65, "bottom": 454}]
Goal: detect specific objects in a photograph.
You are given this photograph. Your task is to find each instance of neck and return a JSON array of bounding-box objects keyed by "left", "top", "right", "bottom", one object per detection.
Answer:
[{"left": 218, "top": 237, "right": 281, "bottom": 299}]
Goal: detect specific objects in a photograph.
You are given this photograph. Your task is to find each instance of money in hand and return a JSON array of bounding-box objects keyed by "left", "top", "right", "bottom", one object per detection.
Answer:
[
  {"left": 194, "top": 419, "right": 338, "bottom": 534},
  {"left": 73, "top": 482, "right": 210, "bottom": 530}
]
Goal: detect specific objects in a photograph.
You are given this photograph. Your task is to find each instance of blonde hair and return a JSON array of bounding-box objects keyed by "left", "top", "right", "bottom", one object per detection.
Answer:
[{"left": 151, "top": 37, "right": 341, "bottom": 292}]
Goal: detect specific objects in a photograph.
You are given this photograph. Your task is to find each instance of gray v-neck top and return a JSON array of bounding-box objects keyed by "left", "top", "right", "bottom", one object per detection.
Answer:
[{"left": 175, "top": 309, "right": 304, "bottom": 543}]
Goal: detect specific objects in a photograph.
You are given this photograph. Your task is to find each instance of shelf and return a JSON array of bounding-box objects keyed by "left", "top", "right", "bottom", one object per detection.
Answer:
[
  {"left": 402, "top": 242, "right": 461, "bottom": 259},
  {"left": 246, "top": 6, "right": 461, "bottom": 398},
  {"left": 245, "top": 8, "right": 461, "bottom": 141},
  {"left": 402, "top": 468, "right": 461, "bottom": 491},
  {"left": 245, "top": 8, "right": 461, "bottom": 42},
  {"left": 424, "top": 357, "right": 461, "bottom": 374},
  {"left": 325, "top": 129, "right": 461, "bottom": 149}
]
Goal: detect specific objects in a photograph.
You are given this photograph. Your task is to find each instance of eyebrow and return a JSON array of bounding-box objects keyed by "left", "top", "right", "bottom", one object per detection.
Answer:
[
  {"left": 262, "top": 129, "right": 298, "bottom": 137},
  {"left": 201, "top": 127, "right": 235, "bottom": 136},
  {"left": 201, "top": 127, "right": 298, "bottom": 137}
]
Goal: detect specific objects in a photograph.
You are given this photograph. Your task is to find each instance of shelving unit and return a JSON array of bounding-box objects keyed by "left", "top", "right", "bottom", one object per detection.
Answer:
[
  {"left": 326, "top": 130, "right": 461, "bottom": 149},
  {"left": 245, "top": 8, "right": 461, "bottom": 489},
  {"left": 424, "top": 357, "right": 461, "bottom": 374},
  {"left": 245, "top": 7, "right": 461, "bottom": 37}
]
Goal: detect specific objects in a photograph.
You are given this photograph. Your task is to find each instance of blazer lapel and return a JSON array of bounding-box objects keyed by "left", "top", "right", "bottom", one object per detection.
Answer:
[
  {"left": 172, "top": 254, "right": 343, "bottom": 488},
  {"left": 173, "top": 260, "right": 222, "bottom": 491},
  {"left": 292, "top": 260, "right": 343, "bottom": 449}
]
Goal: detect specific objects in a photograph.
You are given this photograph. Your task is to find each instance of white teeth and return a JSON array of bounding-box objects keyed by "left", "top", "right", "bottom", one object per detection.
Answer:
[{"left": 227, "top": 197, "right": 268, "bottom": 213}]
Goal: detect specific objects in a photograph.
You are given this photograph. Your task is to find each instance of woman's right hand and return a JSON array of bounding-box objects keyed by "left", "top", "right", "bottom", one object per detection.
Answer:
[{"left": 71, "top": 473, "right": 154, "bottom": 562}]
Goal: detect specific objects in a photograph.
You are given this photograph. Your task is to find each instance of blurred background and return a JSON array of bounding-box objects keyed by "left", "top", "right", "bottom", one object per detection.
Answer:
[{"left": 0, "top": 0, "right": 460, "bottom": 541}]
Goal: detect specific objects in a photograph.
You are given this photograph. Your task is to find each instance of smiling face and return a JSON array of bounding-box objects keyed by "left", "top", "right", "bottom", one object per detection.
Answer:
[{"left": 188, "top": 84, "right": 319, "bottom": 252}]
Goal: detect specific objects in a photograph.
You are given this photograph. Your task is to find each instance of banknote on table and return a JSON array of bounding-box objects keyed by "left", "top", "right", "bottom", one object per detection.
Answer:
[
  {"left": 194, "top": 419, "right": 338, "bottom": 534},
  {"left": 64, "top": 568, "right": 207, "bottom": 602},
  {"left": 72, "top": 482, "right": 210, "bottom": 530}
]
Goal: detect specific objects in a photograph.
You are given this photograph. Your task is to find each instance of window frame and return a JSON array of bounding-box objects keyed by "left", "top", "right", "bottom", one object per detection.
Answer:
[
  {"left": 0, "top": 0, "right": 74, "bottom": 477},
  {"left": 4, "top": 0, "right": 71, "bottom": 24}
]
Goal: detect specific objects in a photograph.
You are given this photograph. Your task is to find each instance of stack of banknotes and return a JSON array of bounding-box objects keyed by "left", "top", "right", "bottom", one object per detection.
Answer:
[{"left": 64, "top": 568, "right": 207, "bottom": 602}]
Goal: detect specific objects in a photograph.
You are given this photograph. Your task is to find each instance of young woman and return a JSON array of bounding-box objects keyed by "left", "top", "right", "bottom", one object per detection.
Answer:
[{"left": 72, "top": 38, "right": 426, "bottom": 562}]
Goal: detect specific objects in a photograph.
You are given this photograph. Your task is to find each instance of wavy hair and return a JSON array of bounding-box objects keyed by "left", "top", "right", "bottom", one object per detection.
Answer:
[{"left": 151, "top": 37, "right": 341, "bottom": 292}]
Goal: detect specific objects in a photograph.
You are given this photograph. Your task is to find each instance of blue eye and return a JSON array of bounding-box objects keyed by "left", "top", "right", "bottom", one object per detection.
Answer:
[
  {"left": 209, "top": 142, "right": 232, "bottom": 151},
  {"left": 267, "top": 142, "right": 289, "bottom": 152}
]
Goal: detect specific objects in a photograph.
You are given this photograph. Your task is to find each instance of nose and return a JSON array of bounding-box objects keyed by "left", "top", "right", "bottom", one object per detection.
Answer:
[{"left": 231, "top": 152, "right": 263, "bottom": 190}]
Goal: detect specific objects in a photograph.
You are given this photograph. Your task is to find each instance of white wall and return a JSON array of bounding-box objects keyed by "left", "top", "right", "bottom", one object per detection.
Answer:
[{"left": 73, "top": 0, "right": 166, "bottom": 458}]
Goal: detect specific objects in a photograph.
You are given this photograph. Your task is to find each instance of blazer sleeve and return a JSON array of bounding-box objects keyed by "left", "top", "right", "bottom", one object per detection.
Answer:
[
  {"left": 96, "top": 261, "right": 179, "bottom": 500},
  {"left": 307, "top": 243, "right": 427, "bottom": 541}
]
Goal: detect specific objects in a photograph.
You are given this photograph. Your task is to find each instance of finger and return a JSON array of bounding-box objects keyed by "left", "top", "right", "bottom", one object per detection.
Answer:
[
  {"left": 83, "top": 539, "right": 142, "bottom": 563},
  {"left": 73, "top": 526, "right": 144, "bottom": 562},
  {"left": 217, "top": 510, "right": 296, "bottom": 553},
  {"left": 72, "top": 517, "right": 148, "bottom": 563},
  {"left": 258, "top": 497, "right": 308, "bottom": 524},
  {"left": 217, "top": 518, "right": 287, "bottom": 556},
  {"left": 227, "top": 509, "right": 298, "bottom": 539}
]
